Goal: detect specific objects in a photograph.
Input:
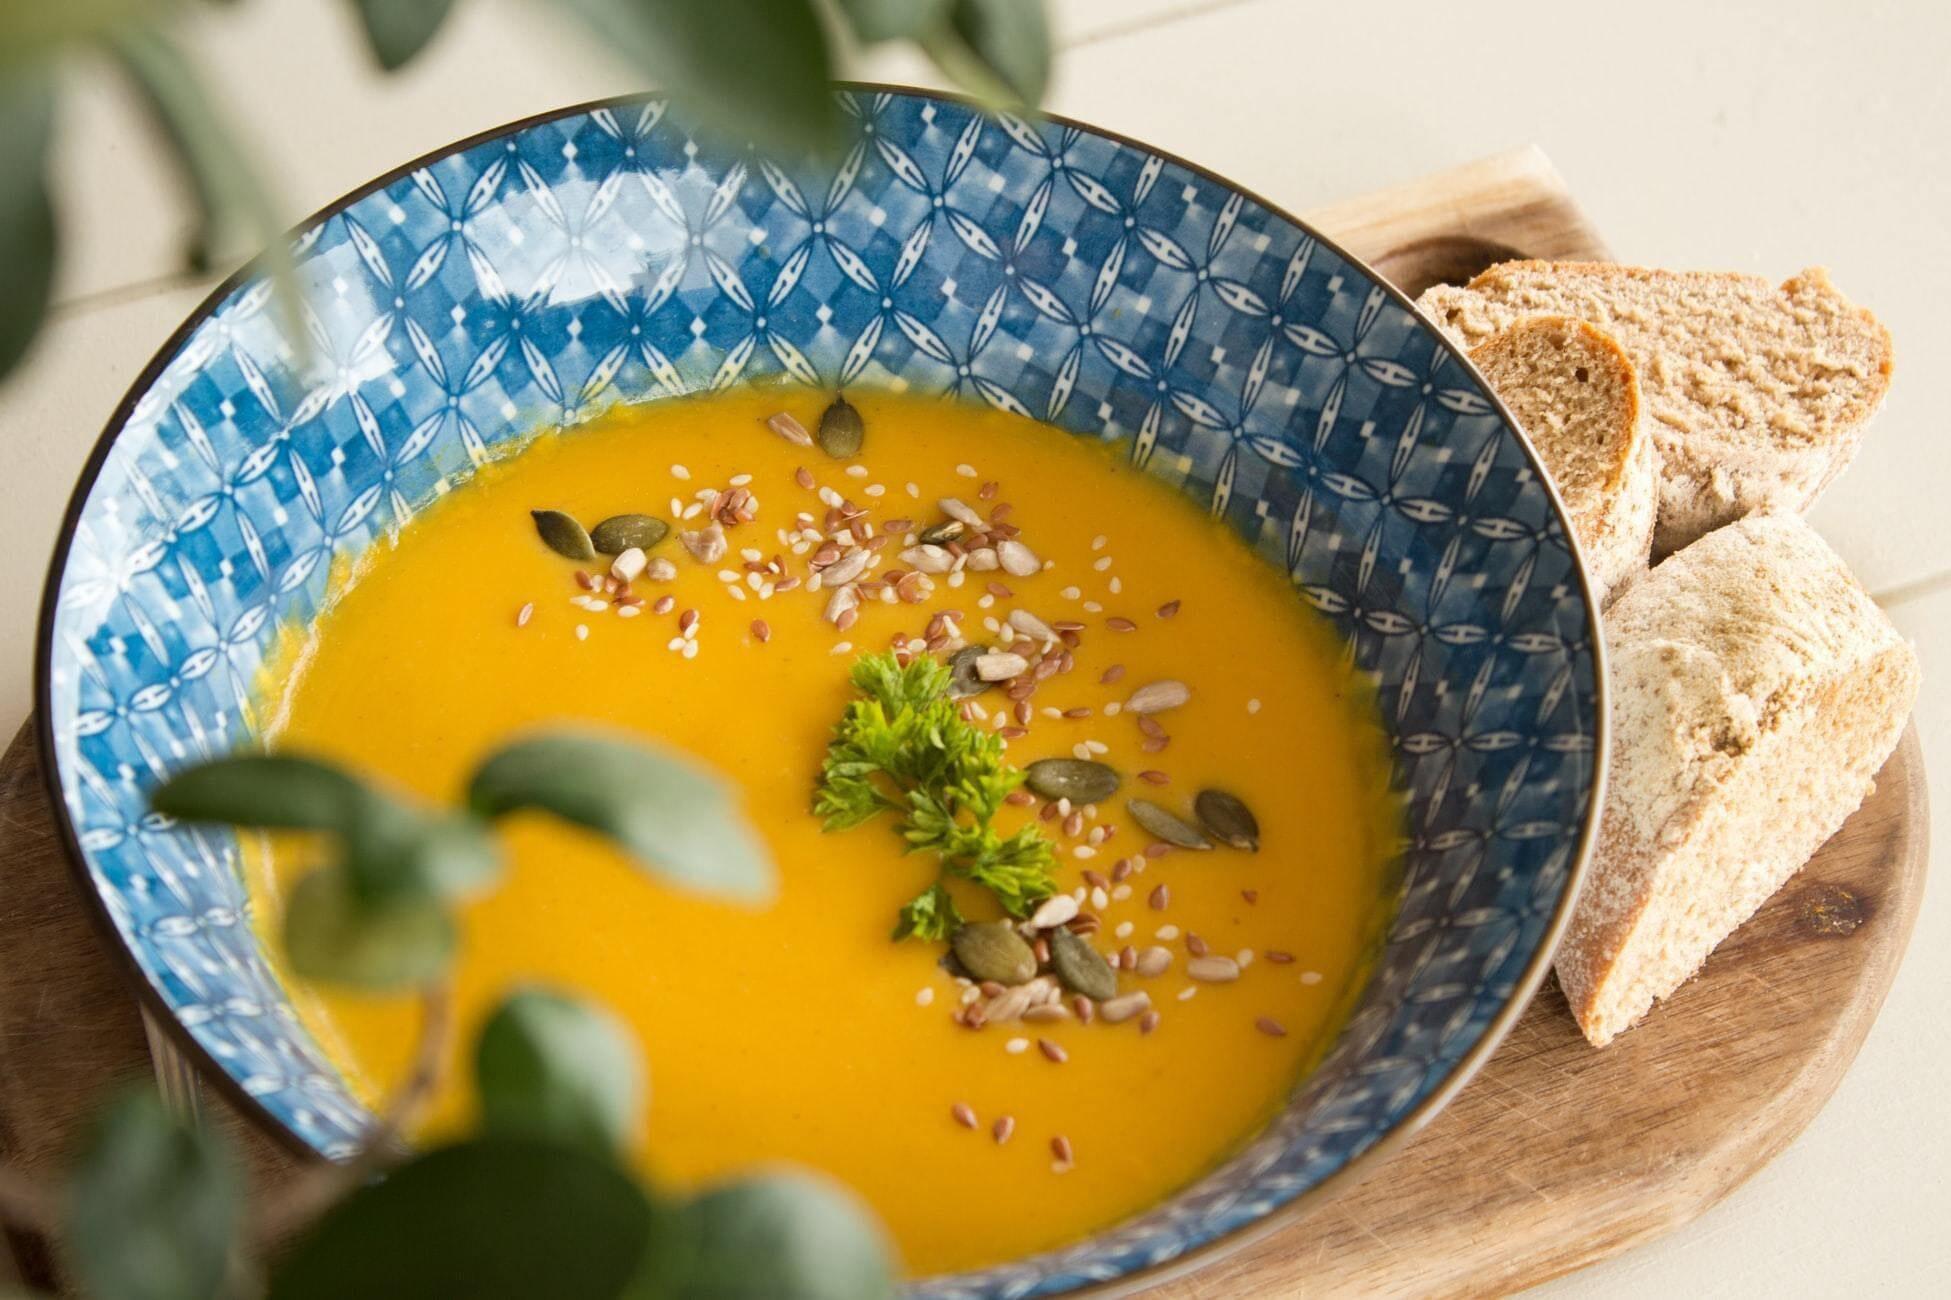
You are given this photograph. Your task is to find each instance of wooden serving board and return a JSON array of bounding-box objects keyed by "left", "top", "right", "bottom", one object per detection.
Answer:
[{"left": 0, "top": 148, "right": 1929, "bottom": 1297}]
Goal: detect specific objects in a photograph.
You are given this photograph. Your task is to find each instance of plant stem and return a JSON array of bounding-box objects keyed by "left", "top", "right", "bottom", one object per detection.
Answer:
[{"left": 253, "top": 983, "right": 453, "bottom": 1243}]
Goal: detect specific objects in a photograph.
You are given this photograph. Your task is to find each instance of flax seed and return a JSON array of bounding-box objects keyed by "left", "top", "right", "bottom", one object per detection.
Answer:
[
  {"left": 574, "top": 569, "right": 596, "bottom": 591},
  {"left": 1100, "top": 664, "right": 1126, "bottom": 684},
  {"left": 1149, "top": 884, "right": 1170, "bottom": 910},
  {"left": 678, "top": 608, "right": 700, "bottom": 634},
  {"left": 1073, "top": 996, "right": 1095, "bottom": 1024},
  {"left": 1241, "top": 889, "right": 1260, "bottom": 904},
  {"left": 951, "top": 1102, "right": 979, "bottom": 1129},
  {"left": 1157, "top": 599, "right": 1181, "bottom": 619},
  {"left": 1255, "top": 1017, "right": 1288, "bottom": 1038},
  {"left": 1106, "top": 616, "right": 1137, "bottom": 632},
  {"left": 1265, "top": 949, "right": 1295, "bottom": 964},
  {"left": 1139, "top": 1010, "right": 1161, "bottom": 1034},
  {"left": 1186, "top": 933, "right": 1209, "bottom": 957},
  {"left": 1138, "top": 770, "right": 1169, "bottom": 785},
  {"left": 1050, "top": 1135, "right": 1074, "bottom": 1164},
  {"left": 652, "top": 595, "right": 676, "bottom": 615},
  {"left": 993, "top": 1115, "right": 1015, "bottom": 1145}
]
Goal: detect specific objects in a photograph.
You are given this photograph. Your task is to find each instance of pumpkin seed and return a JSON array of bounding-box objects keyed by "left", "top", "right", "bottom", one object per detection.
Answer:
[
  {"left": 952, "top": 921, "right": 1037, "bottom": 985},
  {"left": 588, "top": 513, "right": 669, "bottom": 555},
  {"left": 1025, "top": 758, "right": 1120, "bottom": 804},
  {"left": 1048, "top": 927, "right": 1118, "bottom": 1001},
  {"left": 1194, "top": 788, "right": 1260, "bottom": 851},
  {"left": 918, "top": 519, "right": 966, "bottom": 545},
  {"left": 817, "top": 393, "right": 864, "bottom": 458},
  {"left": 531, "top": 509, "right": 596, "bottom": 560},
  {"left": 1128, "top": 798, "right": 1213, "bottom": 850},
  {"left": 945, "top": 646, "right": 989, "bottom": 699}
]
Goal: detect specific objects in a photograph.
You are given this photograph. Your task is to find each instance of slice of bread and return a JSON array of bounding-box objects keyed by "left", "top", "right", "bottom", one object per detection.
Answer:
[
  {"left": 1466, "top": 317, "right": 1655, "bottom": 606},
  {"left": 1418, "top": 263, "right": 1893, "bottom": 555},
  {"left": 1556, "top": 514, "right": 1918, "bottom": 1046}
]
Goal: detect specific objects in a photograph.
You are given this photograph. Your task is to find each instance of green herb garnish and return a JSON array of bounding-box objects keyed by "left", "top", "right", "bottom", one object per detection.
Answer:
[{"left": 816, "top": 651, "right": 1058, "bottom": 941}]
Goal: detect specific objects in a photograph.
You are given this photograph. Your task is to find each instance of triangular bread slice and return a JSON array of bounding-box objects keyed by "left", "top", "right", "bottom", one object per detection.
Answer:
[
  {"left": 1418, "top": 263, "right": 1893, "bottom": 555},
  {"left": 1466, "top": 316, "right": 1655, "bottom": 606},
  {"left": 1557, "top": 514, "right": 1918, "bottom": 1045}
]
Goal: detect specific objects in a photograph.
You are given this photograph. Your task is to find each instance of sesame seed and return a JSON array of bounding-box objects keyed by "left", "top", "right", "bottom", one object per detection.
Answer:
[
  {"left": 681, "top": 640, "right": 698, "bottom": 659},
  {"left": 617, "top": 605, "right": 641, "bottom": 619},
  {"left": 1091, "top": 535, "right": 1107, "bottom": 551},
  {"left": 1109, "top": 576, "right": 1122, "bottom": 594},
  {"left": 575, "top": 624, "right": 589, "bottom": 641},
  {"left": 1061, "top": 585, "right": 1082, "bottom": 600},
  {"left": 1005, "top": 1037, "right": 1029, "bottom": 1054},
  {"left": 1300, "top": 970, "right": 1323, "bottom": 985},
  {"left": 671, "top": 464, "right": 691, "bottom": 480},
  {"left": 1155, "top": 924, "right": 1180, "bottom": 941},
  {"left": 906, "top": 482, "right": 921, "bottom": 497},
  {"left": 1248, "top": 698, "right": 1262, "bottom": 714},
  {"left": 515, "top": 602, "right": 534, "bottom": 627},
  {"left": 866, "top": 483, "right": 885, "bottom": 496},
  {"left": 1094, "top": 556, "right": 1113, "bottom": 572},
  {"left": 830, "top": 641, "right": 853, "bottom": 655},
  {"left": 1074, "top": 845, "right": 1097, "bottom": 860},
  {"left": 1177, "top": 986, "right": 1197, "bottom": 1002},
  {"left": 915, "top": 987, "right": 935, "bottom": 1006},
  {"left": 1114, "top": 921, "right": 1133, "bottom": 939},
  {"left": 956, "top": 464, "right": 978, "bottom": 478}
]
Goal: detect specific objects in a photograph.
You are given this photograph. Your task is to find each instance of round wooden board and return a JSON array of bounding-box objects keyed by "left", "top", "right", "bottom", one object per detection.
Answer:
[{"left": 0, "top": 717, "right": 1927, "bottom": 1294}]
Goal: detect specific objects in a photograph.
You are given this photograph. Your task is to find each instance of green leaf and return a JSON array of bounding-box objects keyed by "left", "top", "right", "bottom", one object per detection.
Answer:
[
  {"left": 152, "top": 754, "right": 369, "bottom": 830},
  {"left": 559, "top": 0, "right": 841, "bottom": 155},
  {"left": 0, "top": 73, "right": 58, "bottom": 382},
  {"left": 893, "top": 880, "right": 962, "bottom": 941},
  {"left": 635, "top": 1173, "right": 897, "bottom": 1300},
  {"left": 834, "top": 0, "right": 952, "bottom": 43},
  {"left": 341, "top": 800, "right": 502, "bottom": 902},
  {"left": 468, "top": 732, "right": 773, "bottom": 901},
  {"left": 67, "top": 1088, "right": 239, "bottom": 1300},
  {"left": 925, "top": 0, "right": 1051, "bottom": 107},
  {"left": 475, "top": 988, "right": 642, "bottom": 1159},
  {"left": 108, "top": 22, "right": 299, "bottom": 340},
  {"left": 269, "top": 1137, "right": 655, "bottom": 1300},
  {"left": 350, "top": 0, "right": 456, "bottom": 70},
  {"left": 283, "top": 866, "right": 455, "bottom": 990}
]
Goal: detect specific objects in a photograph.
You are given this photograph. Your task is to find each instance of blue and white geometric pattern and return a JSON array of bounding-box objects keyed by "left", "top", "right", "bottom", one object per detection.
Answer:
[{"left": 38, "top": 90, "right": 1602, "bottom": 1296}]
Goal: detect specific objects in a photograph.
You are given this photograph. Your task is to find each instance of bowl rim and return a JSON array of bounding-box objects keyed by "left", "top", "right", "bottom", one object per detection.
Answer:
[{"left": 32, "top": 82, "right": 1608, "bottom": 1294}]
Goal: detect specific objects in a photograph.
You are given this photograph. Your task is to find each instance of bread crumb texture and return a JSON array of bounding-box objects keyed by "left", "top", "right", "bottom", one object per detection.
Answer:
[
  {"left": 1419, "top": 263, "right": 1892, "bottom": 554},
  {"left": 1467, "top": 316, "right": 1656, "bottom": 606},
  {"left": 1555, "top": 515, "right": 1918, "bottom": 1046}
]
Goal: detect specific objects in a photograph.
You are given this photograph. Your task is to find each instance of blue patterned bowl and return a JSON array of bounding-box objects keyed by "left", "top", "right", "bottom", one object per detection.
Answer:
[{"left": 37, "top": 89, "right": 1603, "bottom": 1295}]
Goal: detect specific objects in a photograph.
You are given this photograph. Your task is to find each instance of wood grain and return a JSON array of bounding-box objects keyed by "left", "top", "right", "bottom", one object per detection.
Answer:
[{"left": 0, "top": 148, "right": 1929, "bottom": 1297}]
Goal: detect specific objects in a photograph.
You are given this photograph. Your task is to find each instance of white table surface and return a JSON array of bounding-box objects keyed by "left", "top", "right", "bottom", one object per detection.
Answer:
[{"left": 2, "top": 1, "right": 1944, "bottom": 1293}]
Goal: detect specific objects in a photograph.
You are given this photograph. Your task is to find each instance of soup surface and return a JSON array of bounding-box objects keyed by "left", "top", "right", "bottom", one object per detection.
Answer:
[{"left": 252, "top": 390, "right": 1397, "bottom": 1275}]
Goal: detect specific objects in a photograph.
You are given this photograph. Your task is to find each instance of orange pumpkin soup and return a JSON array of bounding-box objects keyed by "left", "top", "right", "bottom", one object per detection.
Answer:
[{"left": 249, "top": 389, "right": 1398, "bottom": 1276}]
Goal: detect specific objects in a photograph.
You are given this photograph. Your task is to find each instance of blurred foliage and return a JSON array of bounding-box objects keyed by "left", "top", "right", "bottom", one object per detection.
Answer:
[{"left": 0, "top": 0, "right": 1051, "bottom": 382}]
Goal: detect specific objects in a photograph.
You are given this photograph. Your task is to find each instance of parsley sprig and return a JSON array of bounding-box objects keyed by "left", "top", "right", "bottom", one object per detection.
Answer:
[{"left": 815, "top": 652, "right": 1058, "bottom": 941}]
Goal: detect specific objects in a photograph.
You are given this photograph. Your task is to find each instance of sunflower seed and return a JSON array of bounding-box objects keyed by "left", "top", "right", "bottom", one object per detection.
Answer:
[
  {"left": 1125, "top": 680, "right": 1191, "bottom": 714},
  {"left": 1099, "top": 991, "right": 1152, "bottom": 1024},
  {"left": 939, "top": 497, "right": 986, "bottom": 527},
  {"left": 997, "top": 539, "right": 1040, "bottom": 576},
  {"left": 1187, "top": 955, "right": 1242, "bottom": 983},
  {"left": 975, "top": 652, "right": 1029, "bottom": 682},
  {"left": 1029, "top": 894, "right": 1081, "bottom": 930}
]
